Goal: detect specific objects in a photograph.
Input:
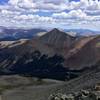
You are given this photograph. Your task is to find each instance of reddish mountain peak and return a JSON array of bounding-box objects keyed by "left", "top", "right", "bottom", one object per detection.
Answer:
[{"left": 38, "top": 28, "right": 76, "bottom": 49}]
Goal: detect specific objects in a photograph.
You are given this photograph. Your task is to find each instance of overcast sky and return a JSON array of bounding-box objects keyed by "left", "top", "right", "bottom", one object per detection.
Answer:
[{"left": 0, "top": 0, "right": 100, "bottom": 30}]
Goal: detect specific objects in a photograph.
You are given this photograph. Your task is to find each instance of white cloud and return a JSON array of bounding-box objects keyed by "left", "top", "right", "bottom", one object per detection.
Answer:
[
  {"left": 7, "top": 0, "right": 70, "bottom": 12},
  {"left": 43, "top": 0, "right": 68, "bottom": 5},
  {"left": 1, "top": 9, "right": 21, "bottom": 15},
  {"left": 13, "top": 14, "right": 55, "bottom": 23},
  {"left": 52, "top": 10, "right": 87, "bottom": 19},
  {"left": 8, "top": 0, "right": 19, "bottom": 6},
  {"left": 0, "top": 0, "right": 99, "bottom": 30},
  {"left": 8, "top": 0, "right": 36, "bottom": 9}
]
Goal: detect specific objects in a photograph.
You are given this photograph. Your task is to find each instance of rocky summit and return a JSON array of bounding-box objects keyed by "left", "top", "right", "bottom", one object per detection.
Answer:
[{"left": 49, "top": 82, "right": 100, "bottom": 100}]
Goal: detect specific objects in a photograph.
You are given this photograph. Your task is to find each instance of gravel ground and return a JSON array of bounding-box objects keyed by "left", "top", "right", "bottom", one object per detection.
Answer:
[{"left": 1, "top": 67, "right": 100, "bottom": 100}]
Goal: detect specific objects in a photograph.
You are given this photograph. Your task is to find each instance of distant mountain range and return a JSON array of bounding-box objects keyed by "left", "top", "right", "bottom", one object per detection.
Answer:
[
  {"left": 0, "top": 26, "right": 100, "bottom": 41},
  {"left": 0, "top": 26, "right": 47, "bottom": 41},
  {"left": 64, "top": 29, "right": 100, "bottom": 36}
]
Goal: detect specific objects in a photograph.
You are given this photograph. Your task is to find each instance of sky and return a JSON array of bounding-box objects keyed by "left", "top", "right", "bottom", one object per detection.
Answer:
[{"left": 0, "top": 0, "right": 100, "bottom": 30}]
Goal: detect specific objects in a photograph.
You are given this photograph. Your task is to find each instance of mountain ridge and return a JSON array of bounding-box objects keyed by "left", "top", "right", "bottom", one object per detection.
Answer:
[{"left": 0, "top": 28, "right": 100, "bottom": 80}]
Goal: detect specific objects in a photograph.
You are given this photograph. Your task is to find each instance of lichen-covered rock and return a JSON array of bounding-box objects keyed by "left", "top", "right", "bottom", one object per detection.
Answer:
[
  {"left": 62, "top": 94, "right": 74, "bottom": 100},
  {"left": 81, "top": 90, "right": 90, "bottom": 96},
  {"left": 49, "top": 93, "right": 75, "bottom": 100},
  {"left": 49, "top": 94, "right": 55, "bottom": 100},
  {"left": 49, "top": 89, "right": 100, "bottom": 100}
]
